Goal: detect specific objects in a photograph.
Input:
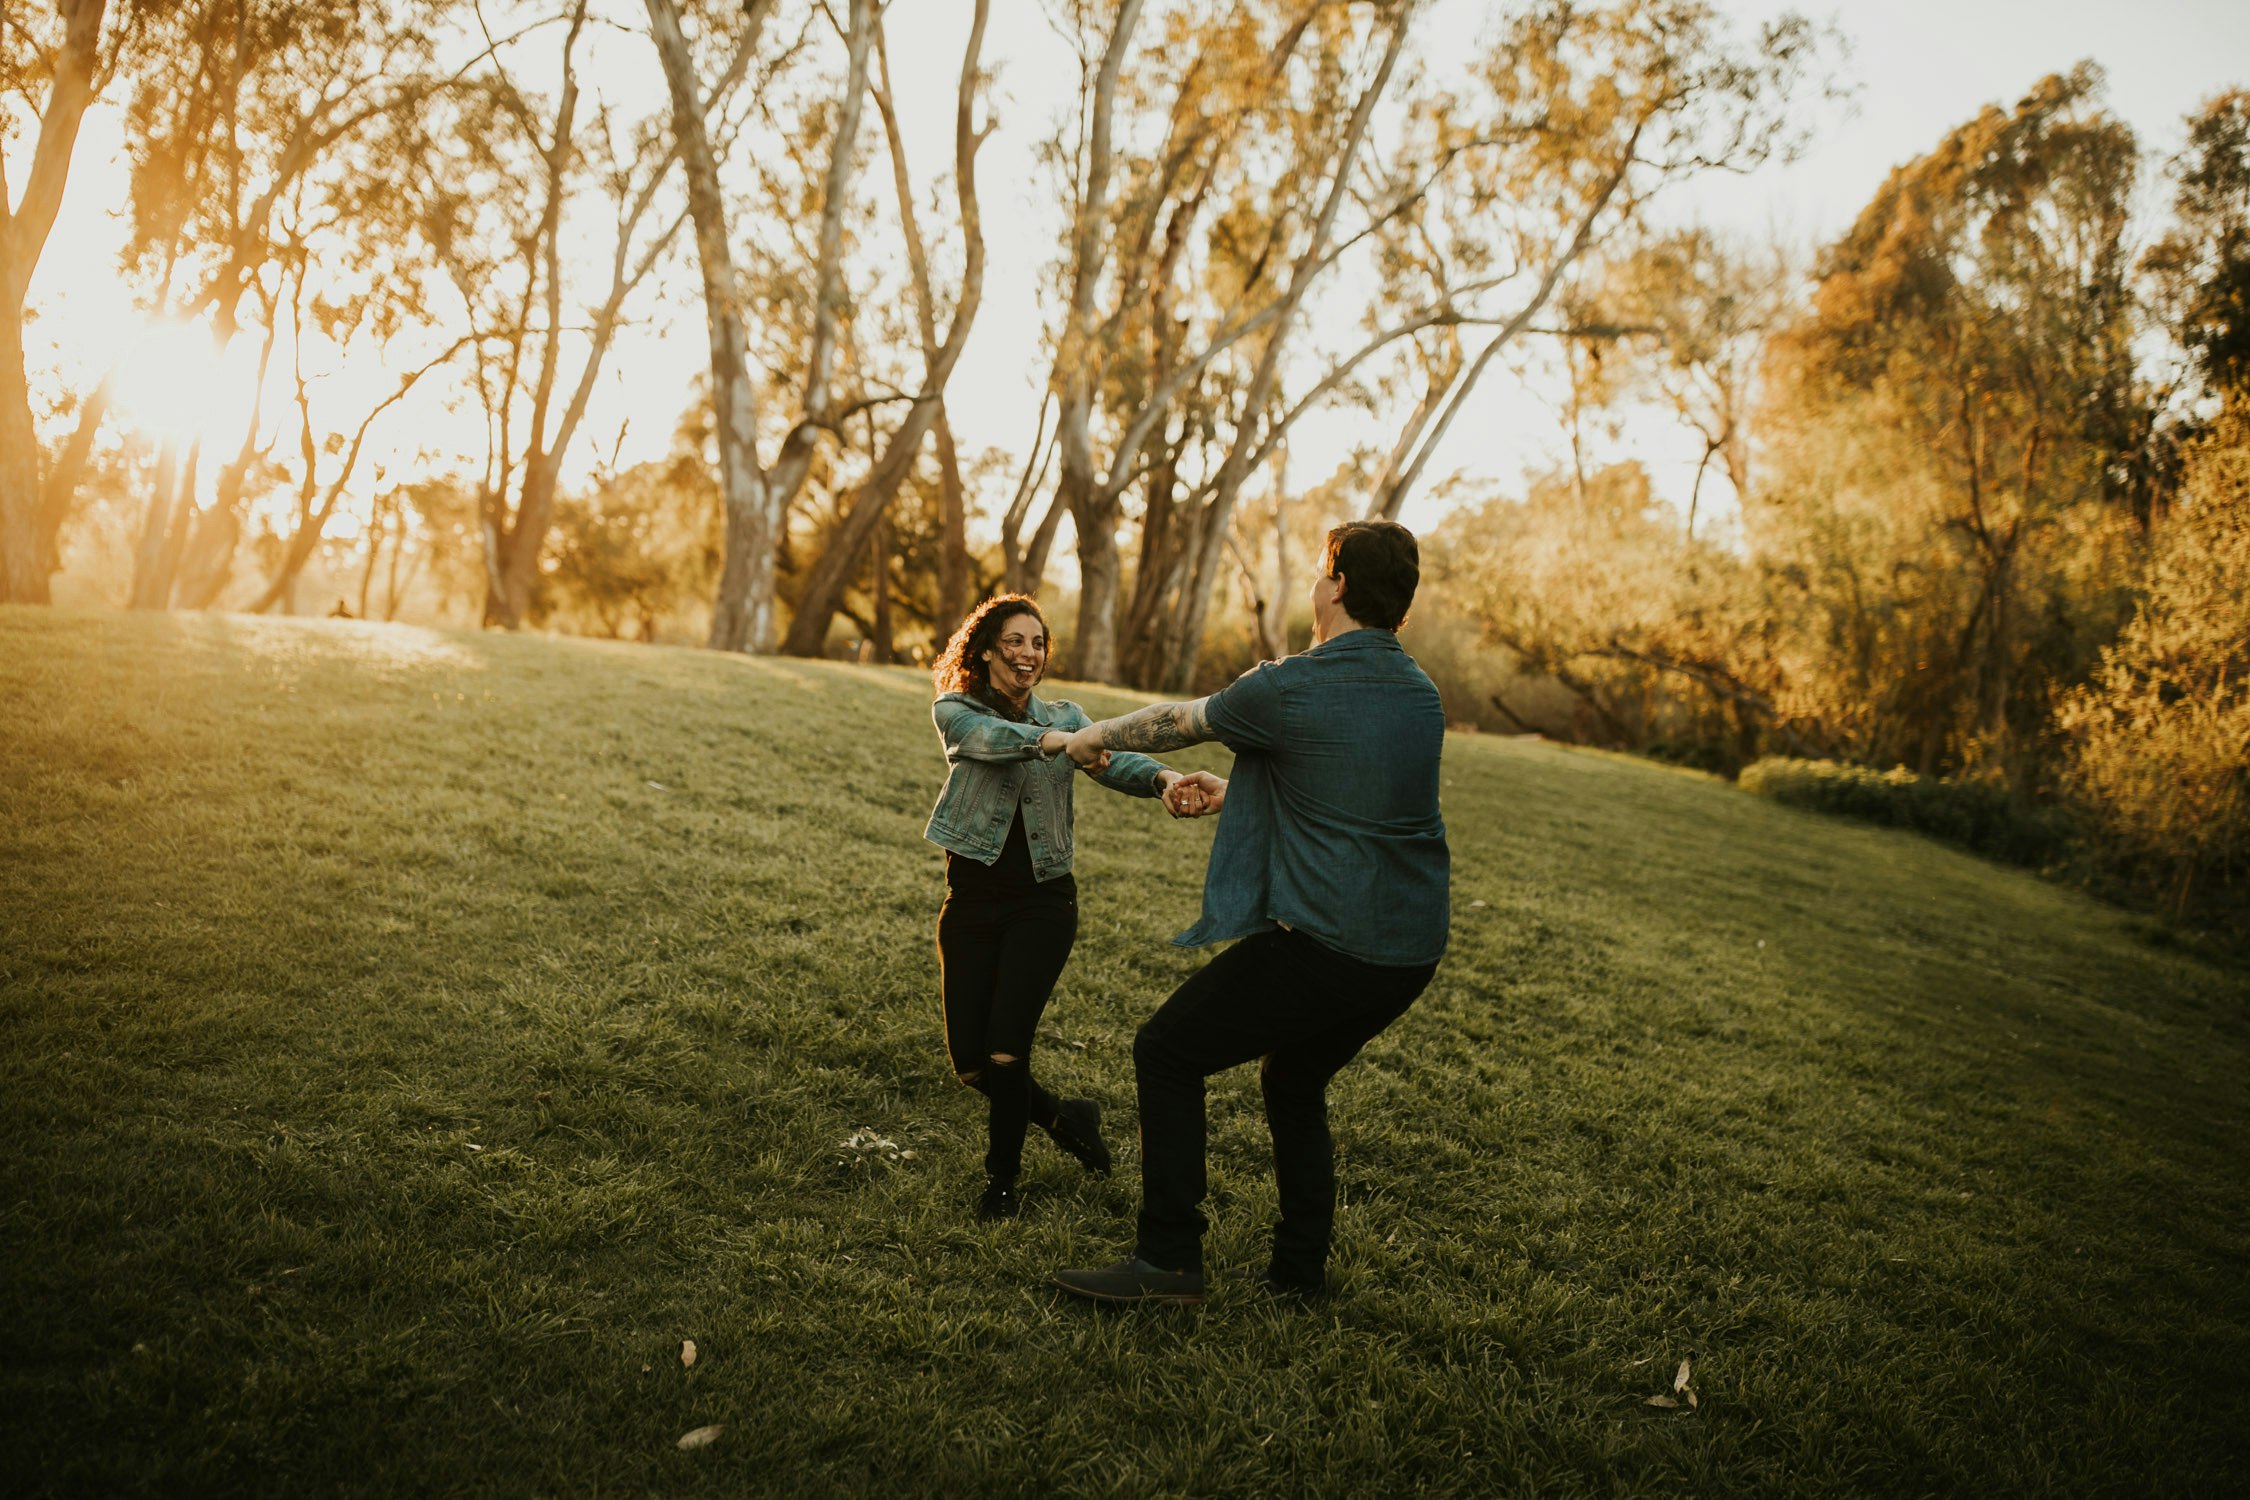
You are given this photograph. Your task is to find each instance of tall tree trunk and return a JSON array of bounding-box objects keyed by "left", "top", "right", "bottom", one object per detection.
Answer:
[
  {"left": 869, "top": 512, "right": 892, "bottom": 664},
  {"left": 493, "top": 458, "right": 559, "bottom": 627},
  {"left": 933, "top": 405, "right": 969, "bottom": 629},
  {"left": 31, "top": 370, "right": 113, "bottom": 584},
  {"left": 646, "top": 0, "right": 782, "bottom": 652},
  {"left": 1162, "top": 16, "right": 1406, "bottom": 692},
  {"left": 129, "top": 440, "right": 184, "bottom": 609},
  {"left": 0, "top": 280, "right": 43, "bottom": 603},
  {"left": 151, "top": 440, "right": 205, "bottom": 608},
  {"left": 779, "top": 0, "right": 987, "bottom": 657},
  {"left": 0, "top": 0, "right": 108, "bottom": 605}
]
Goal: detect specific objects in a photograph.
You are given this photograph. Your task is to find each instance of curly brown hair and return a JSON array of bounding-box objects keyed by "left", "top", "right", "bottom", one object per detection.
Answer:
[{"left": 932, "top": 594, "right": 1050, "bottom": 700}]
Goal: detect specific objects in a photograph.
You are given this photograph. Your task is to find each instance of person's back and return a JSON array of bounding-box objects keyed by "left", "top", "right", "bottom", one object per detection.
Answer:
[
  {"left": 1052, "top": 518, "right": 1451, "bottom": 1306},
  {"left": 1180, "top": 626, "right": 1450, "bottom": 967}
]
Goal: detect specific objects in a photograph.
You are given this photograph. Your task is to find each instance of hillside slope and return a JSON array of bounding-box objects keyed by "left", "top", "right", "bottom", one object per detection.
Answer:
[{"left": 3, "top": 606, "right": 2245, "bottom": 1496}]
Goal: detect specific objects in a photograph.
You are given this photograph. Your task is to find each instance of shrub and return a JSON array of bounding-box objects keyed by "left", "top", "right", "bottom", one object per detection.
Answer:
[
  {"left": 2054, "top": 402, "right": 2250, "bottom": 916},
  {"left": 1739, "top": 757, "right": 2071, "bottom": 867}
]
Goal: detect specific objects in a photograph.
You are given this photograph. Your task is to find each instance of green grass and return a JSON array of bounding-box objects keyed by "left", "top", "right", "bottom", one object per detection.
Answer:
[{"left": 3, "top": 605, "right": 2246, "bottom": 1497}]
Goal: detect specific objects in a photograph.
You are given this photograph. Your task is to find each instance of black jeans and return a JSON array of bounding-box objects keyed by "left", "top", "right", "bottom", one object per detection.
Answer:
[
  {"left": 1133, "top": 927, "right": 1434, "bottom": 1285},
  {"left": 936, "top": 881, "right": 1077, "bottom": 1182}
]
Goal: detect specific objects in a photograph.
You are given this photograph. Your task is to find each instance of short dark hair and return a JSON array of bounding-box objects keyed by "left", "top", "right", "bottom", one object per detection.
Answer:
[
  {"left": 932, "top": 594, "right": 1049, "bottom": 698},
  {"left": 1322, "top": 520, "right": 1419, "bottom": 630}
]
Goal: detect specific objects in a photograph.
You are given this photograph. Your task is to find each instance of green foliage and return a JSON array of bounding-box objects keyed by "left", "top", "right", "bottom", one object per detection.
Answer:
[
  {"left": 2056, "top": 401, "right": 2250, "bottom": 916},
  {"left": 2143, "top": 90, "right": 2250, "bottom": 397},
  {"left": 1739, "top": 757, "right": 2071, "bottom": 869},
  {"left": 538, "top": 454, "right": 721, "bottom": 643},
  {"left": 4, "top": 608, "right": 2246, "bottom": 1495}
]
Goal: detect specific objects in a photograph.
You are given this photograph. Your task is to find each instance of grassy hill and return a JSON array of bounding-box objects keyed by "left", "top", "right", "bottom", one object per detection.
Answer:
[{"left": 3, "top": 606, "right": 2245, "bottom": 1497}]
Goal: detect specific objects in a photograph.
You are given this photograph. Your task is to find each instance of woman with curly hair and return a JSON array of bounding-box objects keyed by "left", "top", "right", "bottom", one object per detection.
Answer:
[{"left": 925, "top": 594, "right": 1207, "bottom": 1220}]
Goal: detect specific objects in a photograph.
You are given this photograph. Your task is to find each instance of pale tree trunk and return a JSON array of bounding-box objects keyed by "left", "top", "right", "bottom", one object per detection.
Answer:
[
  {"left": 646, "top": 0, "right": 782, "bottom": 651},
  {"left": 932, "top": 406, "right": 969, "bottom": 627},
  {"left": 247, "top": 340, "right": 463, "bottom": 614},
  {"left": 868, "top": 512, "right": 892, "bottom": 664},
  {"left": 779, "top": 0, "right": 987, "bottom": 657},
  {"left": 36, "top": 369, "right": 114, "bottom": 579},
  {"left": 482, "top": 2, "right": 686, "bottom": 630},
  {"left": 176, "top": 301, "right": 282, "bottom": 609},
  {"left": 997, "top": 396, "right": 1056, "bottom": 595},
  {"left": 0, "top": 0, "right": 108, "bottom": 604},
  {"left": 865, "top": 11, "right": 970, "bottom": 629},
  {"left": 150, "top": 439, "right": 203, "bottom": 606},
  {"left": 128, "top": 440, "right": 184, "bottom": 608},
  {"left": 1052, "top": 0, "right": 1145, "bottom": 681},
  {"left": 1161, "top": 16, "right": 1407, "bottom": 692}
]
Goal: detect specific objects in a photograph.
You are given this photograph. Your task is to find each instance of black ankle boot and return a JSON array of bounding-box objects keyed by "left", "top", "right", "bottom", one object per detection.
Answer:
[
  {"left": 1043, "top": 1097, "right": 1112, "bottom": 1174},
  {"left": 976, "top": 1178, "right": 1021, "bottom": 1221}
]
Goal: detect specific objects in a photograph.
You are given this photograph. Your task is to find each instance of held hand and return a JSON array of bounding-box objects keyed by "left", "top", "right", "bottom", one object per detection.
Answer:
[
  {"left": 1177, "top": 771, "right": 1226, "bottom": 818},
  {"left": 1162, "top": 770, "right": 1226, "bottom": 819},
  {"left": 1043, "top": 728, "right": 1109, "bottom": 774},
  {"left": 1158, "top": 771, "right": 1202, "bottom": 819},
  {"left": 1063, "top": 722, "right": 1108, "bottom": 769}
]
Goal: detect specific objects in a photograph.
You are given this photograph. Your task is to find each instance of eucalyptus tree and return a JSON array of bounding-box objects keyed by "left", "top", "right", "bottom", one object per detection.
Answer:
[
  {"left": 776, "top": 0, "right": 988, "bottom": 657},
  {"left": 238, "top": 200, "right": 469, "bottom": 615},
  {"left": 1599, "top": 229, "right": 1793, "bottom": 537},
  {"left": 108, "top": 1, "right": 454, "bottom": 609},
  {"left": 641, "top": 0, "right": 795, "bottom": 650},
  {"left": 1034, "top": 0, "right": 1816, "bottom": 689},
  {"left": 1343, "top": 1, "right": 1816, "bottom": 527},
  {"left": 1748, "top": 66, "right": 2147, "bottom": 776},
  {"left": 1037, "top": 0, "right": 1407, "bottom": 683},
  {"left": 2144, "top": 89, "right": 2250, "bottom": 405},
  {"left": 0, "top": 0, "right": 118, "bottom": 604},
  {"left": 405, "top": 0, "right": 686, "bottom": 630}
]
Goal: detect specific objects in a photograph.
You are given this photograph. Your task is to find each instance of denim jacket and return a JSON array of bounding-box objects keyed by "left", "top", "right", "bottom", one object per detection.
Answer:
[{"left": 924, "top": 691, "right": 1168, "bottom": 882}]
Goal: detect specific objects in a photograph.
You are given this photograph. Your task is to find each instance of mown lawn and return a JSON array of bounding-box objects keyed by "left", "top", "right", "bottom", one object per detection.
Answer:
[{"left": 3, "top": 605, "right": 2245, "bottom": 1497}]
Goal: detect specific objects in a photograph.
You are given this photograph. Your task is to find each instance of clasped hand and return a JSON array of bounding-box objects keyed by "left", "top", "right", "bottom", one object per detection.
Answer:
[
  {"left": 1047, "top": 726, "right": 1224, "bottom": 820},
  {"left": 1159, "top": 770, "right": 1226, "bottom": 820}
]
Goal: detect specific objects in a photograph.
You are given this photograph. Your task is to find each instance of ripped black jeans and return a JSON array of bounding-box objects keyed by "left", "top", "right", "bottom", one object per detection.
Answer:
[{"left": 936, "top": 877, "right": 1078, "bottom": 1184}]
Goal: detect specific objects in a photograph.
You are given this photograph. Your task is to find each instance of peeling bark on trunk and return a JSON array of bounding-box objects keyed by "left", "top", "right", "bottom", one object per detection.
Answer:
[
  {"left": 779, "top": 0, "right": 986, "bottom": 657},
  {"left": 647, "top": 0, "right": 781, "bottom": 651},
  {"left": 0, "top": 0, "right": 109, "bottom": 604}
]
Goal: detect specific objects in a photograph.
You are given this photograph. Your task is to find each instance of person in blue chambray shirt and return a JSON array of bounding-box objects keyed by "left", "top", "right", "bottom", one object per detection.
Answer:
[
  {"left": 924, "top": 594, "right": 1212, "bottom": 1223},
  {"left": 1053, "top": 519, "right": 1450, "bottom": 1306}
]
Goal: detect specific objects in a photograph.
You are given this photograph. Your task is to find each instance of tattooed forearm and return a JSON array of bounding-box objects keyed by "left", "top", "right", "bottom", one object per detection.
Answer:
[{"left": 1098, "top": 698, "right": 1213, "bottom": 753}]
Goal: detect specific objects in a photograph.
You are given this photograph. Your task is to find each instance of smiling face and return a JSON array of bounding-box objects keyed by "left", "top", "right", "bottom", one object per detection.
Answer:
[{"left": 981, "top": 610, "right": 1049, "bottom": 701}]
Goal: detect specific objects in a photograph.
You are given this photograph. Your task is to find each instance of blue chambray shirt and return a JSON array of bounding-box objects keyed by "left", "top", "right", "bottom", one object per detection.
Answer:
[
  {"left": 923, "top": 691, "right": 1168, "bottom": 882},
  {"left": 1174, "top": 630, "right": 1450, "bottom": 966}
]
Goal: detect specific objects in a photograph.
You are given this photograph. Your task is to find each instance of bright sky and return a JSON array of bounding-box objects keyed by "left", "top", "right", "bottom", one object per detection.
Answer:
[{"left": 18, "top": 0, "right": 2250, "bottom": 547}]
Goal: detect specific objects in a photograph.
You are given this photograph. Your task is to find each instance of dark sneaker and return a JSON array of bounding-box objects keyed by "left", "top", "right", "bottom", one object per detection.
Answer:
[
  {"left": 1052, "top": 1257, "right": 1205, "bottom": 1306},
  {"left": 1044, "top": 1098, "right": 1112, "bottom": 1174},
  {"left": 976, "top": 1180, "right": 1020, "bottom": 1221}
]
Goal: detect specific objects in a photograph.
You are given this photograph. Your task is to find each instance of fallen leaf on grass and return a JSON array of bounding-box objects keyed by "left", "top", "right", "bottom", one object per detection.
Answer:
[
  {"left": 1687, "top": 1388, "right": 1699, "bottom": 1409},
  {"left": 680, "top": 1339, "right": 697, "bottom": 1369},
  {"left": 1644, "top": 1395, "right": 1678, "bottom": 1408},
  {"left": 1674, "top": 1357, "right": 1692, "bottom": 1392},
  {"left": 676, "top": 1425, "right": 725, "bottom": 1451}
]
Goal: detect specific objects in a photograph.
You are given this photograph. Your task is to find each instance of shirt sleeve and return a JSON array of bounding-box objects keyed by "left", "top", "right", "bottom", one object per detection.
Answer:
[
  {"left": 1091, "top": 751, "right": 1167, "bottom": 798},
  {"left": 932, "top": 696, "right": 1047, "bottom": 764},
  {"left": 1202, "top": 660, "right": 1288, "bottom": 752}
]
